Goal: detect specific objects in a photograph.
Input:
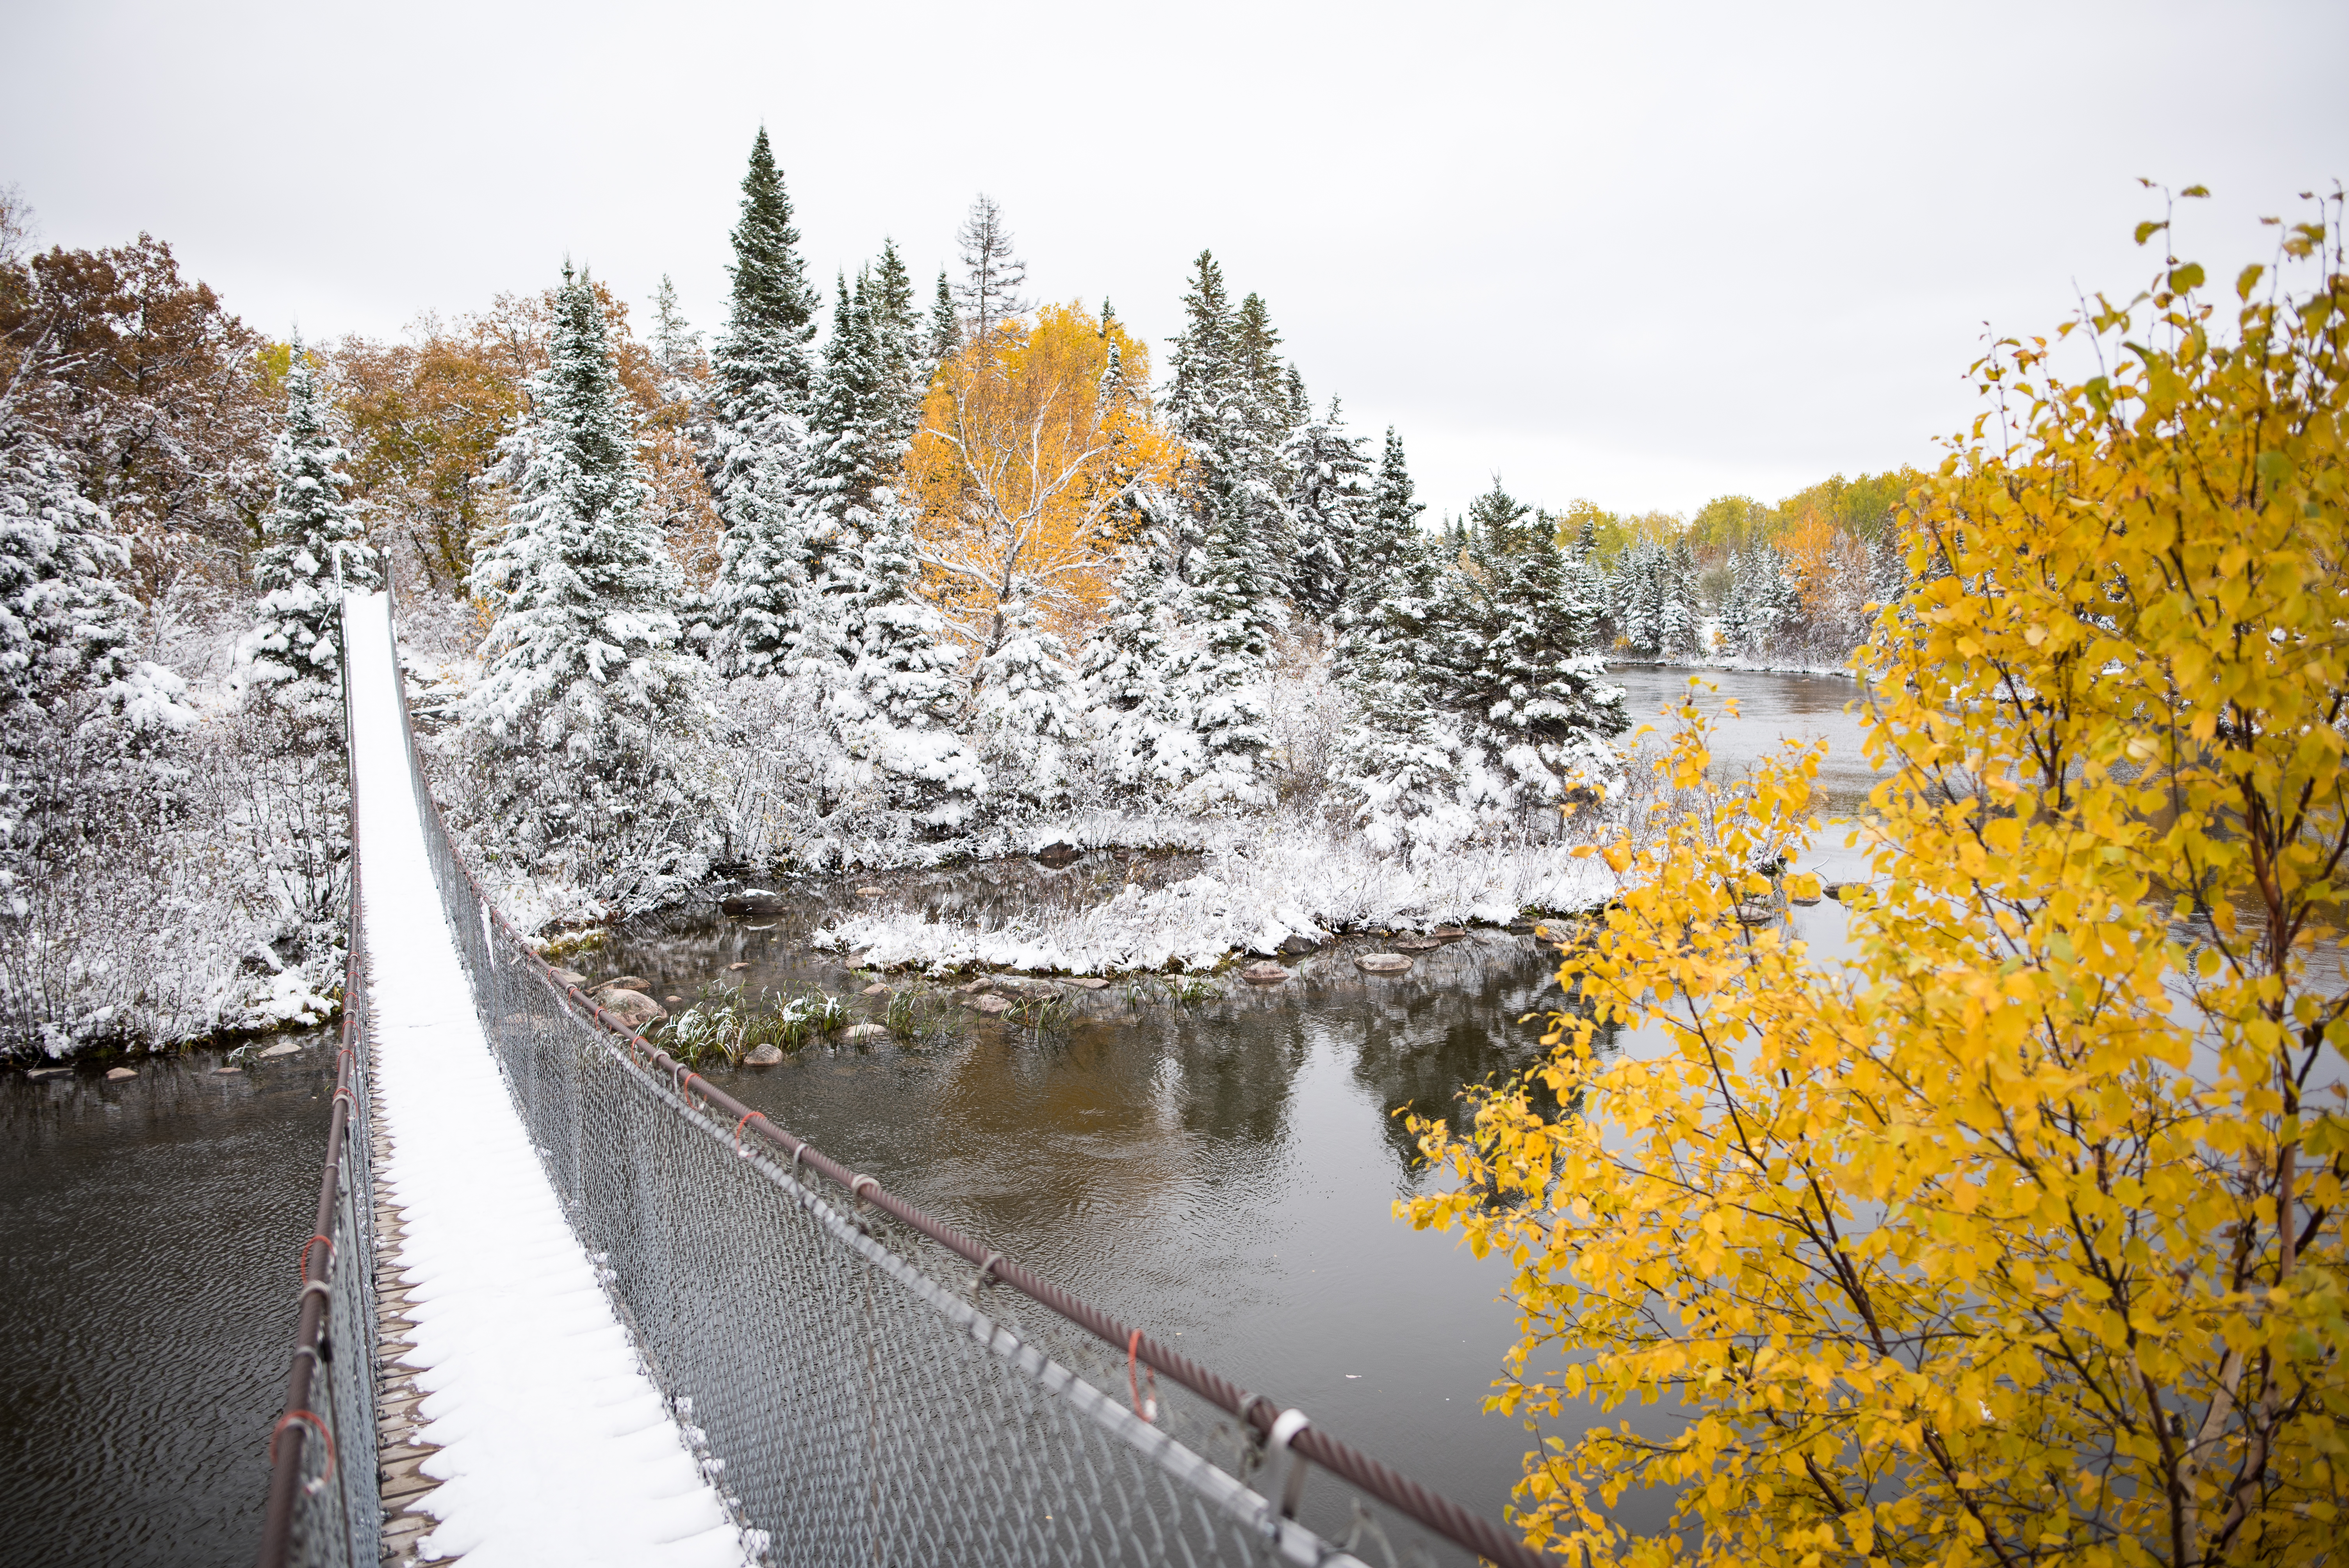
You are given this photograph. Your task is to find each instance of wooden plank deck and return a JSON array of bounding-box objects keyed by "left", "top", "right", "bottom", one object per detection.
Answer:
[{"left": 370, "top": 1077, "right": 443, "bottom": 1566}]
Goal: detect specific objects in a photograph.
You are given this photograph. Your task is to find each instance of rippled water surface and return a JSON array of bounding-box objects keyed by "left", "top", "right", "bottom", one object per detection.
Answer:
[
  {"left": 0, "top": 667, "right": 1882, "bottom": 1557},
  {"left": 595, "top": 668, "right": 1889, "bottom": 1532},
  {"left": 0, "top": 1042, "right": 335, "bottom": 1568}
]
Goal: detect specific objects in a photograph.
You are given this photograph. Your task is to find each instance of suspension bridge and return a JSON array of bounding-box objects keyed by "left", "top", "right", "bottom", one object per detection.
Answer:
[{"left": 255, "top": 592, "right": 1547, "bottom": 1568}]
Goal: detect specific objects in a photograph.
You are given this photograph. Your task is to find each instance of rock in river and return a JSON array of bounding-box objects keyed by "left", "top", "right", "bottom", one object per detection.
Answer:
[
  {"left": 548, "top": 968, "right": 587, "bottom": 989},
  {"left": 1355, "top": 953, "right": 1413, "bottom": 975},
  {"left": 105, "top": 1067, "right": 136, "bottom": 1080},
  {"left": 1240, "top": 961, "right": 1290, "bottom": 985},
  {"left": 744, "top": 1043, "right": 784, "bottom": 1066},
  {"left": 842, "top": 1023, "right": 889, "bottom": 1041},
  {"left": 1034, "top": 842, "right": 1084, "bottom": 869},
  {"left": 966, "top": 994, "right": 1014, "bottom": 1016},
  {"left": 1276, "top": 933, "right": 1321, "bottom": 956},
  {"left": 592, "top": 975, "right": 652, "bottom": 994},
  {"left": 597, "top": 989, "right": 667, "bottom": 1031},
  {"left": 720, "top": 889, "right": 789, "bottom": 917}
]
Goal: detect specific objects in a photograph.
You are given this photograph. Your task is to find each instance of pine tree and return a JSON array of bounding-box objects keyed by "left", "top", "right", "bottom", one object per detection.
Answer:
[
  {"left": 1439, "top": 480, "right": 1624, "bottom": 813},
  {"left": 954, "top": 194, "right": 1030, "bottom": 343},
  {"left": 1077, "top": 531, "right": 1192, "bottom": 790},
  {"left": 0, "top": 410, "right": 134, "bottom": 714},
  {"left": 831, "top": 485, "right": 982, "bottom": 827},
  {"left": 650, "top": 275, "right": 704, "bottom": 388},
  {"left": 464, "top": 269, "right": 699, "bottom": 764},
  {"left": 713, "top": 128, "right": 819, "bottom": 409},
  {"left": 1333, "top": 437, "right": 1467, "bottom": 856},
  {"left": 976, "top": 588, "right": 1083, "bottom": 806},
  {"left": 866, "top": 240, "right": 925, "bottom": 454},
  {"left": 1609, "top": 538, "right": 1703, "bottom": 659},
  {"left": 237, "top": 342, "right": 378, "bottom": 738},
  {"left": 1283, "top": 398, "right": 1371, "bottom": 624},
  {"left": 925, "top": 269, "right": 958, "bottom": 369},
  {"left": 700, "top": 130, "right": 822, "bottom": 677}
]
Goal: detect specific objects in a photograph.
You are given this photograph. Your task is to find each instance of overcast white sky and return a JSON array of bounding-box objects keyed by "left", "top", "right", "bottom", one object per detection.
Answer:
[{"left": 5, "top": 0, "right": 2344, "bottom": 520}]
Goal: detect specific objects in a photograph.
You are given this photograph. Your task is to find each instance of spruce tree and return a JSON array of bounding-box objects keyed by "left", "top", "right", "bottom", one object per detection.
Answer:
[
  {"left": 976, "top": 588, "right": 1083, "bottom": 807},
  {"left": 831, "top": 486, "right": 981, "bottom": 827},
  {"left": 714, "top": 128, "right": 818, "bottom": 408},
  {"left": 464, "top": 269, "right": 700, "bottom": 769},
  {"left": 700, "top": 129, "right": 822, "bottom": 677},
  {"left": 237, "top": 342, "right": 378, "bottom": 739},
  {"left": 925, "top": 270, "right": 958, "bottom": 370},
  {"left": 0, "top": 411, "right": 134, "bottom": 714},
  {"left": 1441, "top": 479, "right": 1625, "bottom": 813},
  {"left": 1333, "top": 435, "right": 1467, "bottom": 855},
  {"left": 1077, "top": 531, "right": 1192, "bottom": 790},
  {"left": 954, "top": 194, "right": 1029, "bottom": 342},
  {"left": 866, "top": 240, "right": 925, "bottom": 453},
  {"left": 1283, "top": 397, "right": 1371, "bottom": 624}
]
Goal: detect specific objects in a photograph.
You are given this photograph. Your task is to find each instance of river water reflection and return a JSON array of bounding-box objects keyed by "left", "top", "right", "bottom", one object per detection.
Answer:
[
  {"left": 0, "top": 1041, "right": 337, "bottom": 1568},
  {"left": 602, "top": 666, "right": 1883, "bottom": 1535}
]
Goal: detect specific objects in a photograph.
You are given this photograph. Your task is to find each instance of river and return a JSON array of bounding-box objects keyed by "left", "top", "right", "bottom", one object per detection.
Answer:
[{"left": 0, "top": 664, "right": 1874, "bottom": 1562}]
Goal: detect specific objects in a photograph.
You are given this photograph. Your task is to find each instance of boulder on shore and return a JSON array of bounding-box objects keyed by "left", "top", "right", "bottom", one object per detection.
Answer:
[
  {"left": 1276, "top": 933, "right": 1321, "bottom": 956},
  {"left": 1034, "top": 842, "right": 1083, "bottom": 869}
]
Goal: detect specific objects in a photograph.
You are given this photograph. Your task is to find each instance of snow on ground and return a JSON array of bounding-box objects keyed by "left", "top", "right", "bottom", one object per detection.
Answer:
[
  {"left": 346, "top": 593, "right": 747, "bottom": 1568},
  {"left": 811, "top": 825, "right": 1618, "bottom": 975}
]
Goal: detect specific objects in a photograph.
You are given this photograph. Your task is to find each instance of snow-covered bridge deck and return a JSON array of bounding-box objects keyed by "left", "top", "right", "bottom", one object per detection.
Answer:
[{"left": 344, "top": 592, "right": 745, "bottom": 1566}]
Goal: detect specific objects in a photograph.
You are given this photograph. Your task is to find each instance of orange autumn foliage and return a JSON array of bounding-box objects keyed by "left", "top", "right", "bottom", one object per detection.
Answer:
[{"left": 904, "top": 302, "right": 1174, "bottom": 653}]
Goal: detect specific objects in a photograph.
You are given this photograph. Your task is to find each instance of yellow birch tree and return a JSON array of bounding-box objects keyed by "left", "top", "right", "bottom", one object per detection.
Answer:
[
  {"left": 903, "top": 301, "right": 1173, "bottom": 655},
  {"left": 1403, "top": 192, "right": 2349, "bottom": 1567}
]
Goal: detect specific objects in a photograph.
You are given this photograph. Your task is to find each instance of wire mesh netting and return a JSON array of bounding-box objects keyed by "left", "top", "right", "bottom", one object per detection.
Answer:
[
  {"left": 264, "top": 600, "right": 1539, "bottom": 1568},
  {"left": 256, "top": 624, "right": 381, "bottom": 1568}
]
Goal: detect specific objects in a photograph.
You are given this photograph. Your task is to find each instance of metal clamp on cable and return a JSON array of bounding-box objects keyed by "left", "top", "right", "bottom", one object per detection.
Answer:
[
  {"left": 1267, "top": 1408, "right": 1312, "bottom": 1520},
  {"left": 965, "top": 1251, "right": 1005, "bottom": 1303}
]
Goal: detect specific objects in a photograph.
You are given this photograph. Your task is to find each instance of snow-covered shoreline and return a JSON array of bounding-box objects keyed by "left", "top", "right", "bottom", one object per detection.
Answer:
[{"left": 804, "top": 824, "right": 1617, "bottom": 976}]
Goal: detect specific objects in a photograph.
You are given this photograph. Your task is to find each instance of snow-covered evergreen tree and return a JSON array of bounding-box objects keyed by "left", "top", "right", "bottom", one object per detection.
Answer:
[
  {"left": 1283, "top": 397, "right": 1370, "bottom": 624},
  {"left": 1077, "top": 528, "right": 1194, "bottom": 791},
  {"left": 462, "top": 268, "right": 702, "bottom": 824},
  {"left": 698, "top": 129, "right": 822, "bottom": 677},
  {"left": 0, "top": 409, "right": 135, "bottom": 715},
  {"left": 975, "top": 587, "right": 1083, "bottom": 807},
  {"left": 1435, "top": 480, "right": 1624, "bottom": 814},
  {"left": 1721, "top": 542, "right": 1803, "bottom": 660},
  {"left": 925, "top": 270, "right": 958, "bottom": 371},
  {"left": 236, "top": 343, "right": 378, "bottom": 738},
  {"left": 954, "top": 194, "right": 1030, "bottom": 343},
  {"left": 1157, "top": 253, "right": 1288, "bottom": 803},
  {"left": 1609, "top": 536, "right": 1703, "bottom": 659},
  {"left": 1331, "top": 436, "right": 1470, "bottom": 854},
  {"left": 830, "top": 484, "right": 982, "bottom": 827}
]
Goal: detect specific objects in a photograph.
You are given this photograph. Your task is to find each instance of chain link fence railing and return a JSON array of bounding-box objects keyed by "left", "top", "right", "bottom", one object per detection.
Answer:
[
  {"left": 256, "top": 605, "right": 381, "bottom": 1568},
  {"left": 262, "top": 599, "right": 1549, "bottom": 1568}
]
